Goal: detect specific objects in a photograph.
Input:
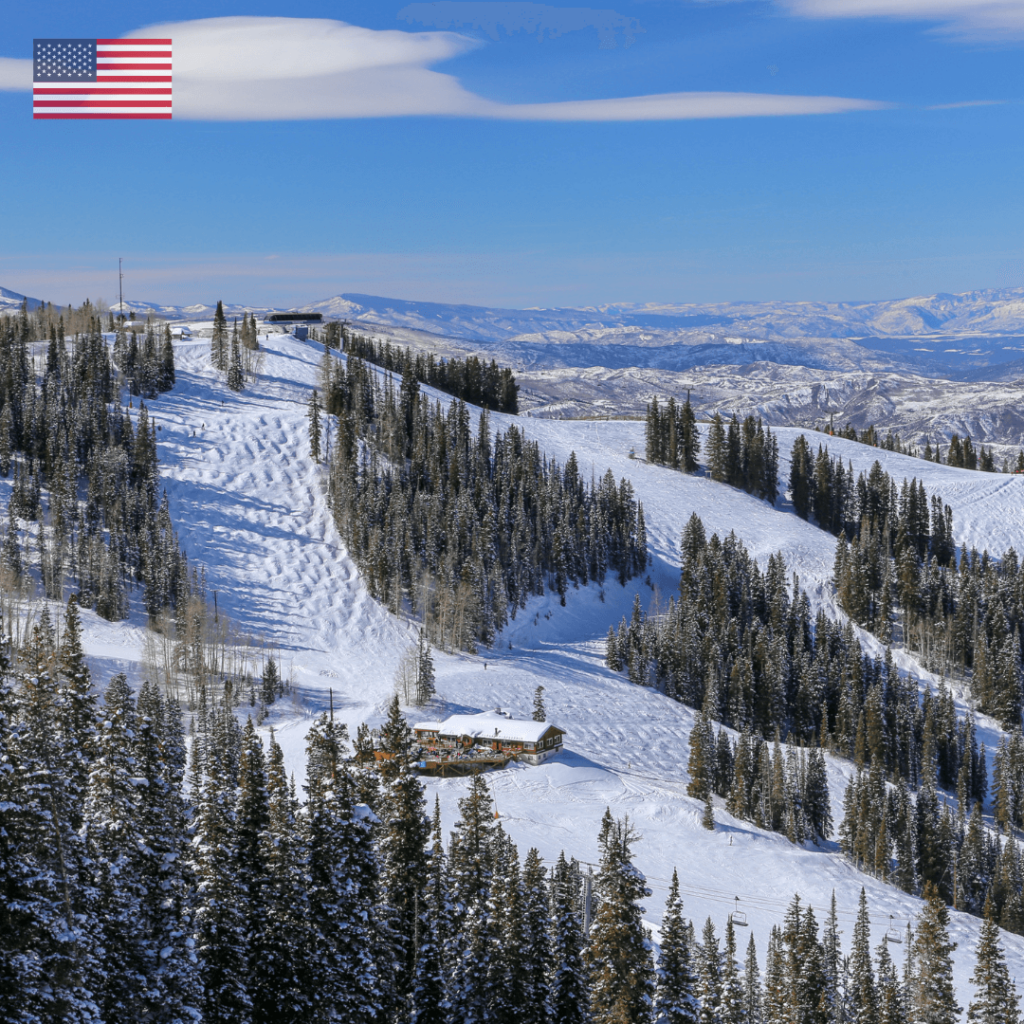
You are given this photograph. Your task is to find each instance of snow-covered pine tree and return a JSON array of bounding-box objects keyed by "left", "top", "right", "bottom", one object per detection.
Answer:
[
  {"left": 261, "top": 654, "right": 281, "bottom": 707},
  {"left": 696, "top": 917, "right": 722, "bottom": 1024},
  {"left": 586, "top": 810, "right": 655, "bottom": 1024},
  {"left": 910, "top": 882, "right": 960, "bottom": 1024},
  {"left": 254, "top": 729, "right": 311, "bottom": 1024},
  {"left": 211, "top": 300, "right": 227, "bottom": 370},
  {"left": 236, "top": 719, "right": 279, "bottom": 1024},
  {"left": 743, "top": 934, "right": 763, "bottom": 1024},
  {"left": 487, "top": 840, "right": 532, "bottom": 1024},
  {"left": 533, "top": 685, "right": 546, "bottom": 723},
  {"left": 521, "top": 848, "right": 553, "bottom": 1022},
  {"left": 654, "top": 869, "right": 698, "bottom": 1024},
  {"left": 308, "top": 389, "right": 322, "bottom": 464},
  {"left": 14, "top": 618, "right": 101, "bottom": 1024},
  {"left": 303, "top": 712, "right": 383, "bottom": 1024},
  {"left": 410, "top": 798, "right": 452, "bottom": 1024},
  {"left": 719, "top": 917, "right": 745, "bottom": 1024},
  {"left": 376, "top": 695, "right": 431, "bottom": 1010},
  {"left": 967, "top": 913, "right": 1022, "bottom": 1024},
  {"left": 227, "top": 333, "right": 244, "bottom": 392},
  {"left": 192, "top": 716, "right": 251, "bottom": 1024},
  {"left": 448, "top": 773, "right": 497, "bottom": 914},
  {"left": 134, "top": 681, "right": 201, "bottom": 1023},
  {"left": 83, "top": 673, "right": 150, "bottom": 1021},
  {"left": 875, "top": 936, "right": 908, "bottom": 1024},
  {"left": 549, "top": 852, "right": 590, "bottom": 1024},
  {"left": 848, "top": 888, "right": 877, "bottom": 1024}
]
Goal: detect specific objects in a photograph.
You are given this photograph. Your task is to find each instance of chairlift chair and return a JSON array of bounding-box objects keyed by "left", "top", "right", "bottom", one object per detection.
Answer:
[
  {"left": 885, "top": 915, "right": 903, "bottom": 944},
  {"left": 732, "top": 896, "right": 748, "bottom": 927}
]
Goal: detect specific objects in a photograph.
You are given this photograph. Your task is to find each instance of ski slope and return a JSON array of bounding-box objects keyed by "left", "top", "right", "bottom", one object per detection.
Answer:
[{"left": 9, "top": 329, "right": 1024, "bottom": 1009}]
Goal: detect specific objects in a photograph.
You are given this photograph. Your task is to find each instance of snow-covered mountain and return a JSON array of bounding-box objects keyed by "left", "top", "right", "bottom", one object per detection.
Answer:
[
  {"left": 516, "top": 362, "right": 1024, "bottom": 451},
  {"left": 0, "top": 285, "right": 43, "bottom": 312},
  {"left": 6, "top": 328, "right": 1023, "bottom": 1011},
  {"left": 297, "top": 288, "right": 1024, "bottom": 377},
  {"left": 306, "top": 288, "right": 1024, "bottom": 343}
]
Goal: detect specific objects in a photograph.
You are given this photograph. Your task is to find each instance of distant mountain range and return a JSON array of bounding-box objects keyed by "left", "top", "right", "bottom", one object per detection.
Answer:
[
  {"left": 6, "top": 283, "right": 1024, "bottom": 379},
  {"left": 306, "top": 287, "right": 1024, "bottom": 343}
]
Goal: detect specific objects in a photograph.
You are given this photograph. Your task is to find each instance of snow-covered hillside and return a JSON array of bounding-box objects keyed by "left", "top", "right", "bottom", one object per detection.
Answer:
[{"left": 8, "top": 328, "right": 1018, "bottom": 1012}]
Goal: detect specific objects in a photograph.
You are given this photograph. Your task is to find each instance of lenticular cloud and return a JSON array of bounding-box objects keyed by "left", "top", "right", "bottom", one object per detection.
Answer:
[{"left": 4, "top": 15, "right": 885, "bottom": 121}]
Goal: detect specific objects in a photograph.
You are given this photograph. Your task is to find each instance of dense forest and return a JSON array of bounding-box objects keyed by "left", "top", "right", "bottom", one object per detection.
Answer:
[
  {"left": 606, "top": 512, "right": 1024, "bottom": 932},
  {"left": 318, "top": 324, "right": 519, "bottom": 413},
  {"left": 0, "top": 303, "right": 189, "bottom": 621},
  {"left": 1, "top": 603, "right": 1016, "bottom": 1024},
  {"left": 320, "top": 351, "right": 647, "bottom": 652}
]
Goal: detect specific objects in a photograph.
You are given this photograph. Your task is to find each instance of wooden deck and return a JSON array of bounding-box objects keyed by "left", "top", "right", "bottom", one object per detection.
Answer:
[{"left": 413, "top": 753, "right": 512, "bottom": 777}]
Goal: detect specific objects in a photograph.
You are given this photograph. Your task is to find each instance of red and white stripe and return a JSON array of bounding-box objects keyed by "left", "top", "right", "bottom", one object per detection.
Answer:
[{"left": 33, "top": 39, "right": 172, "bottom": 120}]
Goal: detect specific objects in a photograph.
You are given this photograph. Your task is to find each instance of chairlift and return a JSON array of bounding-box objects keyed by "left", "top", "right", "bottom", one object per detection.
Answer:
[
  {"left": 885, "top": 915, "right": 903, "bottom": 944},
  {"left": 732, "top": 896, "right": 748, "bottom": 927}
]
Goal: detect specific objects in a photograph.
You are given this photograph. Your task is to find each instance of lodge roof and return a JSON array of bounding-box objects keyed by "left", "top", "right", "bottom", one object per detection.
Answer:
[{"left": 413, "top": 710, "right": 563, "bottom": 745}]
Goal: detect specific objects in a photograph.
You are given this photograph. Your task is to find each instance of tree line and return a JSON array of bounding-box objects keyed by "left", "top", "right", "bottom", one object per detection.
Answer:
[
  {"left": 322, "top": 352, "right": 647, "bottom": 652},
  {"left": 644, "top": 399, "right": 779, "bottom": 503},
  {"left": 0, "top": 305, "right": 190, "bottom": 621},
  {"left": 820, "top": 419, "right": 1017, "bottom": 473},
  {"left": 324, "top": 326, "right": 520, "bottom": 413}
]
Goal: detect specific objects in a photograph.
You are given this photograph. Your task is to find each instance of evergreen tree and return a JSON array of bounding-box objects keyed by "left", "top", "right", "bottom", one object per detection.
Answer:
[
  {"left": 212, "top": 300, "right": 228, "bottom": 370},
  {"left": 303, "top": 713, "right": 382, "bottom": 1024},
  {"left": 377, "top": 694, "right": 431, "bottom": 1010},
  {"left": 655, "top": 870, "right": 699, "bottom": 1024},
  {"left": 743, "top": 934, "right": 763, "bottom": 1024},
  {"left": 255, "top": 730, "right": 311, "bottom": 1023},
  {"left": 84, "top": 673, "right": 149, "bottom": 1023},
  {"left": 848, "top": 889, "right": 876, "bottom": 1024},
  {"left": 308, "top": 389, "right": 322, "bottom": 464},
  {"left": 910, "top": 882, "right": 960, "bottom": 1024},
  {"left": 550, "top": 852, "right": 590, "bottom": 1024},
  {"left": 533, "top": 685, "right": 547, "bottom": 722},
  {"left": 696, "top": 917, "right": 722, "bottom": 1024},
  {"left": 227, "top": 333, "right": 244, "bottom": 392},
  {"left": 587, "top": 810, "right": 655, "bottom": 1024},
  {"left": 720, "top": 917, "right": 745, "bottom": 1024},
  {"left": 410, "top": 799, "right": 451, "bottom": 1024},
  {"left": 967, "top": 913, "right": 1022, "bottom": 1024}
]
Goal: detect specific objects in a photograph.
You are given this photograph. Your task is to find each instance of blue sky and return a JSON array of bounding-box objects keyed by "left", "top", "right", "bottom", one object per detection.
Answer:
[{"left": 0, "top": 0, "right": 1022, "bottom": 308}]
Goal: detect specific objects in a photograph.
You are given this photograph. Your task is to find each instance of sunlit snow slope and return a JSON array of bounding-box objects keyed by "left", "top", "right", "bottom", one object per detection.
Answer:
[{"left": 26, "top": 332, "right": 1024, "bottom": 1009}]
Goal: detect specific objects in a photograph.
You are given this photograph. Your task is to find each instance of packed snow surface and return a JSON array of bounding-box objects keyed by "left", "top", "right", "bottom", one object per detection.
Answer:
[{"left": 9, "top": 329, "right": 1024, "bottom": 1009}]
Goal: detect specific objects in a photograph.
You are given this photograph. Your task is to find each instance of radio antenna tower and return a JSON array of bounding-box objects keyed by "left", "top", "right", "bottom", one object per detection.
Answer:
[{"left": 118, "top": 257, "right": 124, "bottom": 320}]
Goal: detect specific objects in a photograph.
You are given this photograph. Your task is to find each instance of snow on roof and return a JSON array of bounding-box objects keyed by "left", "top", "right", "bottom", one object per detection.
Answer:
[{"left": 413, "top": 711, "right": 562, "bottom": 744}]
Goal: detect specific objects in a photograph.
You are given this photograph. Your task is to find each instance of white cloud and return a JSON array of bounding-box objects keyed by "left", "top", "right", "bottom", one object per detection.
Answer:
[
  {"left": 3, "top": 16, "right": 885, "bottom": 121},
  {"left": 0, "top": 57, "right": 31, "bottom": 89},
  {"left": 781, "top": 0, "right": 1024, "bottom": 38}
]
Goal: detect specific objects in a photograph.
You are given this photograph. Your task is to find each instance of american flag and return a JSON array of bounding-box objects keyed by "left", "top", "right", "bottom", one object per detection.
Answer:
[{"left": 33, "top": 38, "right": 172, "bottom": 119}]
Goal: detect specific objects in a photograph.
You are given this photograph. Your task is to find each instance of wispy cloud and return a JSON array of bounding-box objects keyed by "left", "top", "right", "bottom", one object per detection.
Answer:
[
  {"left": 2, "top": 16, "right": 885, "bottom": 121},
  {"left": 927, "top": 99, "right": 1004, "bottom": 108},
  {"left": 398, "top": 2, "right": 644, "bottom": 48},
  {"left": 781, "top": 0, "right": 1024, "bottom": 39}
]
